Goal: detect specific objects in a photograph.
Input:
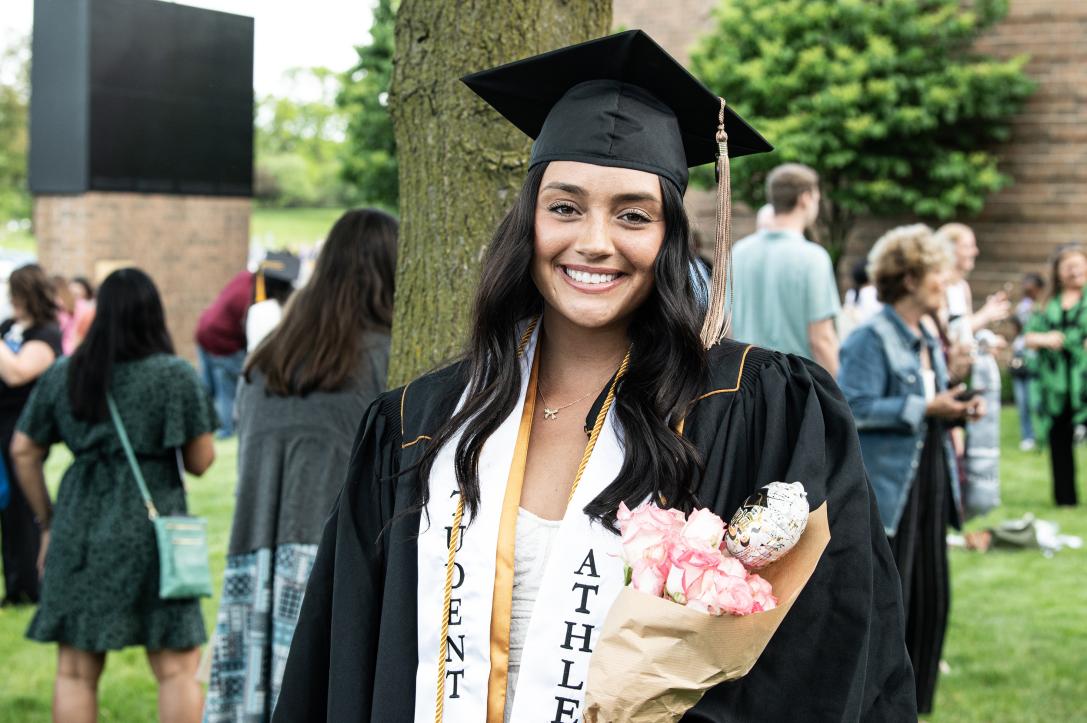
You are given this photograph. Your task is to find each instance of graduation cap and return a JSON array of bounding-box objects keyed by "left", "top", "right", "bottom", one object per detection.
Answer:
[
  {"left": 462, "top": 30, "right": 773, "bottom": 347},
  {"left": 254, "top": 250, "right": 301, "bottom": 302}
]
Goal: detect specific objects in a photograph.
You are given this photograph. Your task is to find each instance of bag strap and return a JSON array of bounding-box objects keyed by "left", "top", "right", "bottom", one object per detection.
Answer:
[{"left": 107, "top": 393, "right": 159, "bottom": 520}]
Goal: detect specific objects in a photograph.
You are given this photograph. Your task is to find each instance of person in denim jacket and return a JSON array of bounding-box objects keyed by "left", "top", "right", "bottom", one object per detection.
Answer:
[{"left": 839, "top": 224, "right": 984, "bottom": 716}]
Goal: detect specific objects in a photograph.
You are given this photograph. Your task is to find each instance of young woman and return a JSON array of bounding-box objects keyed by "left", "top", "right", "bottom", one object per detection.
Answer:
[
  {"left": 11, "top": 268, "right": 217, "bottom": 723},
  {"left": 838, "top": 225, "right": 984, "bottom": 715},
  {"left": 205, "top": 209, "right": 398, "bottom": 722},
  {"left": 0, "top": 264, "right": 63, "bottom": 605},
  {"left": 274, "top": 31, "right": 915, "bottom": 722},
  {"left": 1024, "top": 244, "right": 1087, "bottom": 506}
]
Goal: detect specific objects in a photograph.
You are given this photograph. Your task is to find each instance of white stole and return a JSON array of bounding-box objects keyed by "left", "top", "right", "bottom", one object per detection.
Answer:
[{"left": 414, "top": 327, "right": 627, "bottom": 723}]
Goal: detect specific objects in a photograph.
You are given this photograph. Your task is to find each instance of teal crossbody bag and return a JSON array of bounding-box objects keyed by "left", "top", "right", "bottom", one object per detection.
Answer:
[{"left": 108, "top": 394, "right": 213, "bottom": 599}]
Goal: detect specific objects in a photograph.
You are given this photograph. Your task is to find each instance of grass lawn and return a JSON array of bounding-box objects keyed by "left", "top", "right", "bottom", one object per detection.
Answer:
[
  {"left": 0, "top": 408, "right": 1084, "bottom": 721},
  {"left": 248, "top": 207, "right": 345, "bottom": 251}
]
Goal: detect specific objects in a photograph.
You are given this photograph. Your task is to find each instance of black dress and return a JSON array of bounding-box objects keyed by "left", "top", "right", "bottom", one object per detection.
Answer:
[
  {"left": 0, "top": 319, "right": 62, "bottom": 604},
  {"left": 889, "top": 421, "right": 951, "bottom": 715},
  {"left": 273, "top": 341, "right": 917, "bottom": 722}
]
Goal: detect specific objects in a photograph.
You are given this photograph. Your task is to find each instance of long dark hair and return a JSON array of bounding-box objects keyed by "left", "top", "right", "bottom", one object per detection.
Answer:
[
  {"left": 9, "top": 264, "right": 58, "bottom": 327},
  {"left": 416, "top": 164, "right": 707, "bottom": 531},
  {"left": 245, "top": 208, "right": 398, "bottom": 396},
  {"left": 68, "top": 268, "right": 175, "bottom": 422}
]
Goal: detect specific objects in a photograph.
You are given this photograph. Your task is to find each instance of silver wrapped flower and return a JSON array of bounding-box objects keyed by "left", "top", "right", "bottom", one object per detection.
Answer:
[{"left": 725, "top": 482, "right": 809, "bottom": 570}]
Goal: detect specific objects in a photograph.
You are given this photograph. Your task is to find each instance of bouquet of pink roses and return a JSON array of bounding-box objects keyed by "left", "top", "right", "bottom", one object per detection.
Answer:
[
  {"left": 583, "top": 490, "right": 830, "bottom": 723},
  {"left": 621, "top": 503, "right": 778, "bottom": 616}
]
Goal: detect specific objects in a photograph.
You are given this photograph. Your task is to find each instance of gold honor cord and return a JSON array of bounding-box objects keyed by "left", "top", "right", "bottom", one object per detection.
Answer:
[
  {"left": 435, "top": 318, "right": 539, "bottom": 721},
  {"left": 568, "top": 349, "right": 630, "bottom": 503}
]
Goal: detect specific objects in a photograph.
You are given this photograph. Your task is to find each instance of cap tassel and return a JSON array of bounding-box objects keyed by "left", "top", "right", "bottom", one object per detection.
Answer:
[
  {"left": 698, "top": 97, "right": 733, "bottom": 349},
  {"left": 254, "top": 270, "right": 266, "bottom": 303}
]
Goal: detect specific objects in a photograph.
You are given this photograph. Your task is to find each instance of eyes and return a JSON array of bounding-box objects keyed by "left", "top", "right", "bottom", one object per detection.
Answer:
[{"left": 546, "top": 201, "right": 653, "bottom": 226}]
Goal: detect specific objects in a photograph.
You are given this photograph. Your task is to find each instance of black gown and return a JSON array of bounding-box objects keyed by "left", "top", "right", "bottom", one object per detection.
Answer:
[{"left": 272, "top": 340, "right": 917, "bottom": 722}]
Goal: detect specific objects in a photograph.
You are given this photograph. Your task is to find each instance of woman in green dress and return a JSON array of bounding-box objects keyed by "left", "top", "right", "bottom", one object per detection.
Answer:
[
  {"left": 1024, "top": 244, "right": 1087, "bottom": 507},
  {"left": 11, "top": 268, "right": 218, "bottom": 723}
]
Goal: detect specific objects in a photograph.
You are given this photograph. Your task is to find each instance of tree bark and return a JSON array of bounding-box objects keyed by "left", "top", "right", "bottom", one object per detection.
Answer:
[{"left": 387, "top": 0, "right": 612, "bottom": 386}]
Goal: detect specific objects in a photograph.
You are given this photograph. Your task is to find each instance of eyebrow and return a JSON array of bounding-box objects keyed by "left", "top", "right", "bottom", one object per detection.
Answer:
[{"left": 541, "top": 182, "right": 660, "bottom": 205}]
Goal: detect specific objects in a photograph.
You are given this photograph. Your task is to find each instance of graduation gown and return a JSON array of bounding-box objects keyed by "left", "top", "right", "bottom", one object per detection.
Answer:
[{"left": 272, "top": 339, "right": 917, "bottom": 722}]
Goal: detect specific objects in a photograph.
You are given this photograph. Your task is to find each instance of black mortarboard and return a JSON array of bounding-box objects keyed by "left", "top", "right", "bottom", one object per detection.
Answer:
[
  {"left": 462, "top": 30, "right": 773, "bottom": 348},
  {"left": 260, "top": 251, "right": 301, "bottom": 284},
  {"left": 254, "top": 251, "right": 301, "bottom": 303},
  {"left": 461, "top": 29, "right": 772, "bottom": 194}
]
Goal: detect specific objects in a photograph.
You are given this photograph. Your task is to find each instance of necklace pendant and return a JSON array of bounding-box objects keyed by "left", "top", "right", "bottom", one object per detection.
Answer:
[{"left": 543, "top": 407, "right": 558, "bottom": 420}]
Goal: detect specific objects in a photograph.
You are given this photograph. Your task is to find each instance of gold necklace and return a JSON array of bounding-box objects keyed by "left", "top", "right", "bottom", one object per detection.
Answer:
[{"left": 537, "top": 383, "right": 599, "bottom": 421}]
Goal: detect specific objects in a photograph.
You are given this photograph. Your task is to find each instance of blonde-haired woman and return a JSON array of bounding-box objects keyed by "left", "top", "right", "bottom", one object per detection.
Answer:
[
  {"left": 839, "top": 224, "right": 984, "bottom": 715},
  {"left": 1024, "top": 244, "right": 1087, "bottom": 507}
]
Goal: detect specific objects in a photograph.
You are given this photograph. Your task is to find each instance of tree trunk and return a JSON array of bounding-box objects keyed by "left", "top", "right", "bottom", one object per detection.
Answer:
[{"left": 387, "top": 0, "right": 612, "bottom": 386}]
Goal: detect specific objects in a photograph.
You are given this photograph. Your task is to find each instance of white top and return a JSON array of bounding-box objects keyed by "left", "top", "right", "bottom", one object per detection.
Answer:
[
  {"left": 946, "top": 280, "right": 970, "bottom": 319},
  {"left": 245, "top": 299, "right": 283, "bottom": 352},
  {"left": 504, "top": 507, "right": 562, "bottom": 723},
  {"left": 922, "top": 368, "right": 937, "bottom": 403}
]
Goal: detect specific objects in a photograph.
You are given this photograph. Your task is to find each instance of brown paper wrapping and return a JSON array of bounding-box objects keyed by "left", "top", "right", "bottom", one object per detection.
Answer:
[{"left": 583, "top": 503, "right": 831, "bottom": 723}]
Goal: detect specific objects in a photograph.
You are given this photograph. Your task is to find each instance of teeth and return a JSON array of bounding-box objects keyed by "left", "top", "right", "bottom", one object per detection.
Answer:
[{"left": 564, "top": 267, "right": 617, "bottom": 284}]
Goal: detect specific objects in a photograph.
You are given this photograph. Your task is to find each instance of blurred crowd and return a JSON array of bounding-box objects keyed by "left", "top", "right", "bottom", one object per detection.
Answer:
[
  {"left": 728, "top": 163, "right": 1082, "bottom": 716},
  {"left": 0, "top": 167, "right": 1081, "bottom": 722},
  {"left": 0, "top": 207, "right": 397, "bottom": 722}
]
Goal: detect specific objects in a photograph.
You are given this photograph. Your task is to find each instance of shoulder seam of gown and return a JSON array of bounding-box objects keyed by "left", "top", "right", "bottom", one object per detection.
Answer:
[
  {"left": 692, "top": 343, "right": 755, "bottom": 401},
  {"left": 676, "top": 343, "right": 770, "bottom": 436},
  {"left": 397, "top": 382, "right": 431, "bottom": 448}
]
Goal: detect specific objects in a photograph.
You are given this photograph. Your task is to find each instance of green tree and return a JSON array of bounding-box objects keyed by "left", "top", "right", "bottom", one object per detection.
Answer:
[
  {"left": 338, "top": 0, "right": 398, "bottom": 210},
  {"left": 690, "top": 0, "right": 1035, "bottom": 259},
  {"left": 0, "top": 34, "right": 30, "bottom": 221},
  {"left": 387, "top": 0, "right": 612, "bottom": 384},
  {"left": 254, "top": 67, "right": 348, "bottom": 207}
]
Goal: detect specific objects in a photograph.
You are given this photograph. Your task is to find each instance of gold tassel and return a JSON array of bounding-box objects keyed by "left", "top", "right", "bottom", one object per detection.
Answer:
[
  {"left": 698, "top": 97, "right": 733, "bottom": 349},
  {"left": 254, "top": 270, "right": 266, "bottom": 303}
]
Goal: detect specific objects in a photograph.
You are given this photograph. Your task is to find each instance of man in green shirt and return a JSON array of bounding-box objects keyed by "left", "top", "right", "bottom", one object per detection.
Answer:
[{"left": 730, "top": 163, "right": 841, "bottom": 376}]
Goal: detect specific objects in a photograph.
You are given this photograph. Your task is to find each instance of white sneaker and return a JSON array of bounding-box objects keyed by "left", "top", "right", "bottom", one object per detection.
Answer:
[{"left": 1020, "top": 439, "right": 1036, "bottom": 452}]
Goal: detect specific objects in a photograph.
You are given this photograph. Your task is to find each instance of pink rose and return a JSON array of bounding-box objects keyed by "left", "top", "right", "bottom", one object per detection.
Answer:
[
  {"left": 664, "top": 547, "right": 721, "bottom": 605},
  {"left": 630, "top": 558, "right": 666, "bottom": 597},
  {"left": 680, "top": 508, "right": 726, "bottom": 552},
  {"left": 617, "top": 501, "right": 685, "bottom": 569},
  {"left": 746, "top": 573, "right": 777, "bottom": 613},
  {"left": 711, "top": 572, "right": 756, "bottom": 616},
  {"left": 715, "top": 555, "right": 747, "bottom": 580}
]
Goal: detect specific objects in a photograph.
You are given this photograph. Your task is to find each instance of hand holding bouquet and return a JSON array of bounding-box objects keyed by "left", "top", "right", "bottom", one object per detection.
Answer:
[{"left": 584, "top": 483, "right": 829, "bottom": 723}]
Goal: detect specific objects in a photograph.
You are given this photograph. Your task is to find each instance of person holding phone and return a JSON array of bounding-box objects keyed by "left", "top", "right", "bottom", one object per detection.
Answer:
[{"left": 839, "top": 224, "right": 984, "bottom": 716}]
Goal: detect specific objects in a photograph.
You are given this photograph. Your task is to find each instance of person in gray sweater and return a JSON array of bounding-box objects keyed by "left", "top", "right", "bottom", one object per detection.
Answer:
[{"left": 204, "top": 208, "right": 398, "bottom": 723}]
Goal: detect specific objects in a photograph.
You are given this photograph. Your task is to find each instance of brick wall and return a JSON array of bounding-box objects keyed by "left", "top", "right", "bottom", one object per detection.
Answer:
[
  {"left": 616, "top": 0, "right": 1087, "bottom": 303},
  {"left": 33, "top": 193, "right": 251, "bottom": 361}
]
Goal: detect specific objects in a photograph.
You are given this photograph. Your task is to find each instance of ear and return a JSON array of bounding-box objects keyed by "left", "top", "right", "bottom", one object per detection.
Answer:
[{"left": 903, "top": 274, "right": 919, "bottom": 293}]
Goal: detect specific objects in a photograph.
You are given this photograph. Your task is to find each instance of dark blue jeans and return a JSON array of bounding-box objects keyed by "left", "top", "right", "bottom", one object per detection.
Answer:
[
  {"left": 197, "top": 345, "right": 245, "bottom": 437},
  {"left": 1012, "top": 375, "right": 1035, "bottom": 443}
]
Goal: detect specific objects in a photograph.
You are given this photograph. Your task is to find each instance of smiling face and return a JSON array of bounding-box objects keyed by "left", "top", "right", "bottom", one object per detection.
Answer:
[
  {"left": 1057, "top": 250, "right": 1087, "bottom": 293},
  {"left": 531, "top": 161, "right": 666, "bottom": 331}
]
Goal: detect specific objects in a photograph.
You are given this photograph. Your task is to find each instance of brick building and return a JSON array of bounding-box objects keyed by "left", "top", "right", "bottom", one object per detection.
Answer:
[
  {"left": 614, "top": 0, "right": 1087, "bottom": 302},
  {"left": 34, "top": 194, "right": 249, "bottom": 361}
]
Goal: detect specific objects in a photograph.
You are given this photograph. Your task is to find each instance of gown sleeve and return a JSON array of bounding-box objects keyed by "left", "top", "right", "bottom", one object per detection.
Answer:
[
  {"left": 272, "top": 394, "right": 402, "bottom": 722},
  {"left": 684, "top": 350, "right": 917, "bottom": 722}
]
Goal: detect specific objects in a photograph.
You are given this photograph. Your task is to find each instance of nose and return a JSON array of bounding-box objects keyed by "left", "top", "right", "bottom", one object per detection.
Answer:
[{"left": 573, "top": 210, "right": 613, "bottom": 259}]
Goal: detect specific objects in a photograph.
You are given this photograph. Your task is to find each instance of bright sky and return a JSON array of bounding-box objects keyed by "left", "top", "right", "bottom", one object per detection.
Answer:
[{"left": 1, "top": 0, "right": 376, "bottom": 99}]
